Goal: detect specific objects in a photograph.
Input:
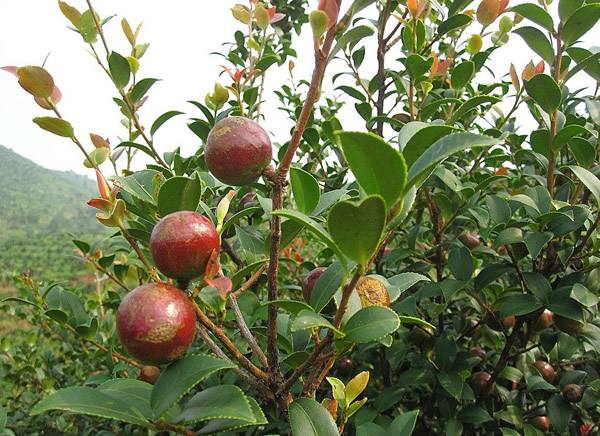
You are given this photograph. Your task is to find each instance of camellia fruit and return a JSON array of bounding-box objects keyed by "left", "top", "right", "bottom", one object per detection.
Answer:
[
  {"left": 562, "top": 384, "right": 584, "bottom": 403},
  {"left": 530, "top": 416, "right": 551, "bottom": 431},
  {"left": 205, "top": 116, "right": 272, "bottom": 186},
  {"left": 302, "top": 267, "right": 326, "bottom": 303},
  {"left": 336, "top": 356, "right": 354, "bottom": 376},
  {"left": 117, "top": 283, "right": 196, "bottom": 364},
  {"left": 150, "top": 211, "right": 220, "bottom": 281},
  {"left": 356, "top": 276, "right": 390, "bottom": 307},
  {"left": 534, "top": 309, "right": 554, "bottom": 331},
  {"left": 534, "top": 360, "right": 555, "bottom": 383},
  {"left": 138, "top": 365, "right": 161, "bottom": 385},
  {"left": 470, "top": 371, "right": 493, "bottom": 396}
]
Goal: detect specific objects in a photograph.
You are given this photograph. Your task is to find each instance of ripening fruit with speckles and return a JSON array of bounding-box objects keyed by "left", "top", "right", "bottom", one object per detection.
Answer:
[
  {"left": 470, "top": 371, "right": 493, "bottom": 396},
  {"left": 205, "top": 116, "right": 272, "bottom": 186},
  {"left": 530, "top": 416, "right": 551, "bottom": 431},
  {"left": 116, "top": 283, "right": 196, "bottom": 364},
  {"left": 534, "top": 360, "right": 555, "bottom": 383},
  {"left": 138, "top": 365, "right": 161, "bottom": 384},
  {"left": 150, "top": 211, "right": 220, "bottom": 281},
  {"left": 356, "top": 276, "right": 390, "bottom": 307}
]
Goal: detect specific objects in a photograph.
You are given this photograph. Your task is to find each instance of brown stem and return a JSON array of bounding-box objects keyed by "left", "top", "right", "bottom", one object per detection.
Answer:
[
  {"left": 229, "top": 295, "right": 269, "bottom": 368},
  {"left": 120, "top": 228, "right": 161, "bottom": 282},
  {"left": 192, "top": 301, "right": 268, "bottom": 380},
  {"left": 489, "top": 318, "right": 525, "bottom": 385}
]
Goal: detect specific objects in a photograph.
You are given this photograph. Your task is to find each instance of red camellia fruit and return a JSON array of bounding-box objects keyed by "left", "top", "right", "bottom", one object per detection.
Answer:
[
  {"left": 534, "top": 309, "right": 554, "bottom": 331},
  {"left": 562, "top": 384, "right": 584, "bottom": 403},
  {"left": 530, "top": 416, "right": 551, "bottom": 431},
  {"left": 534, "top": 360, "right": 555, "bottom": 383},
  {"left": 470, "top": 371, "right": 493, "bottom": 396},
  {"left": 150, "top": 211, "right": 220, "bottom": 281},
  {"left": 302, "top": 267, "right": 326, "bottom": 303},
  {"left": 117, "top": 283, "right": 196, "bottom": 364},
  {"left": 205, "top": 116, "right": 272, "bottom": 186}
]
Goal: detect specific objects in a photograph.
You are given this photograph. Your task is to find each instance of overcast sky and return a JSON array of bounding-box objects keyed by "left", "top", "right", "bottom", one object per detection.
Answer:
[{"left": 0, "top": 1, "right": 597, "bottom": 177}]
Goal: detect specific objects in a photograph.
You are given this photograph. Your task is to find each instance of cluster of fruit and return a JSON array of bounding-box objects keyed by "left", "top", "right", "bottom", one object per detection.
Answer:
[{"left": 116, "top": 116, "right": 272, "bottom": 379}]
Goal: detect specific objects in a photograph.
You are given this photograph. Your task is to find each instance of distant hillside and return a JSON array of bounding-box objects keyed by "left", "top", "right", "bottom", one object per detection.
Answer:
[{"left": 0, "top": 145, "right": 101, "bottom": 281}]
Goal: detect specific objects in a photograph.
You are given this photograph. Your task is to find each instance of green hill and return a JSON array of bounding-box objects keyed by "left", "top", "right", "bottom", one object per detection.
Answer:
[{"left": 0, "top": 145, "right": 101, "bottom": 282}]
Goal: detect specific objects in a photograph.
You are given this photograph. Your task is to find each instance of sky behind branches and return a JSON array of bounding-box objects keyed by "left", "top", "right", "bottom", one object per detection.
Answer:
[{"left": 0, "top": 0, "right": 596, "bottom": 176}]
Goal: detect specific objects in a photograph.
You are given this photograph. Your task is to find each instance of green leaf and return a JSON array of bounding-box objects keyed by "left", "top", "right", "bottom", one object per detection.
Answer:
[
  {"left": 261, "top": 299, "right": 313, "bottom": 316},
  {"left": 311, "top": 262, "right": 345, "bottom": 312},
  {"left": 437, "top": 372, "right": 464, "bottom": 401},
  {"left": 176, "top": 385, "right": 254, "bottom": 424},
  {"left": 524, "top": 232, "right": 553, "bottom": 259},
  {"left": 197, "top": 396, "right": 267, "bottom": 434},
  {"left": 513, "top": 27, "right": 554, "bottom": 64},
  {"left": 98, "top": 379, "right": 153, "bottom": 420},
  {"left": 387, "top": 273, "right": 430, "bottom": 301},
  {"left": 83, "top": 147, "right": 109, "bottom": 168},
  {"left": 496, "top": 294, "right": 543, "bottom": 317},
  {"left": 327, "top": 196, "right": 386, "bottom": 267},
  {"left": 527, "top": 375, "right": 559, "bottom": 392},
  {"left": 33, "top": 117, "right": 74, "bottom": 138},
  {"left": 451, "top": 95, "right": 501, "bottom": 122},
  {"left": 118, "top": 169, "right": 159, "bottom": 204},
  {"left": 475, "top": 263, "right": 512, "bottom": 291},
  {"left": 130, "top": 78, "right": 159, "bottom": 103},
  {"left": 438, "top": 14, "right": 472, "bottom": 36},
  {"left": 79, "top": 10, "right": 99, "bottom": 43},
  {"left": 569, "top": 138, "right": 595, "bottom": 168},
  {"left": 330, "top": 25, "right": 374, "bottom": 60},
  {"left": 343, "top": 306, "right": 400, "bottom": 343},
  {"left": 451, "top": 61, "right": 475, "bottom": 90},
  {"left": 405, "top": 54, "right": 433, "bottom": 78},
  {"left": 151, "top": 110, "right": 183, "bottom": 136},
  {"left": 559, "top": 0, "right": 584, "bottom": 22},
  {"left": 524, "top": 74, "right": 561, "bottom": 114},
  {"left": 290, "top": 167, "right": 321, "bottom": 214},
  {"left": 567, "top": 165, "right": 600, "bottom": 205},
  {"left": 561, "top": 4, "right": 600, "bottom": 46},
  {"left": 31, "top": 386, "right": 151, "bottom": 427},
  {"left": 0, "top": 404, "right": 6, "bottom": 430},
  {"left": 448, "top": 246, "right": 474, "bottom": 281},
  {"left": 157, "top": 174, "right": 202, "bottom": 216},
  {"left": 510, "top": 4, "right": 554, "bottom": 31},
  {"left": 389, "top": 410, "right": 420, "bottom": 435},
  {"left": 570, "top": 283, "right": 599, "bottom": 307},
  {"left": 151, "top": 354, "right": 236, "bottom": 418},
  {"left": 407, "top": 133, "right": 501, "bottom": 189},
  {"left": 336, "top": 131, "right": 407, "bottom": 208},
  {"left": 272, "top": 209, "right": 344, "bottom": 262},
  {"left": 289, "top": 397, "right": 340, "bottom": 436},
  {"left": 546, "top": 394, "right": 572, "bottom": 432},
  {"left": 16, "top": 66, "right": 54, "bottom": 98},
  {"left": 108, "top": 52, "right": 131, "bottom": 90},
  {"left": 290, "top": 310, "right": 344, "bottom": 336},
  {"left": 403, "top": 125, "right": 458, "bottom": 167}
]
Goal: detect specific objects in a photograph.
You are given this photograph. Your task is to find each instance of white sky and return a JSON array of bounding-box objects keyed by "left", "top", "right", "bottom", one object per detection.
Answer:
[{"left": 0, "top": 1, "right": 597, "bottom": 177}]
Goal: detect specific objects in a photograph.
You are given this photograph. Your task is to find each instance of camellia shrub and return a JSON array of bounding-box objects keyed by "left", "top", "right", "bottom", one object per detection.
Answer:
[{"left": 2, "top": 0, "right": 600, "bottom": 434}]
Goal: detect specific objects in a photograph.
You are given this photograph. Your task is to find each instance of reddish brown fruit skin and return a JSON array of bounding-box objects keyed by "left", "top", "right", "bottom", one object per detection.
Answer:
[
  {"left": 150, "top": 211, "right": 220, "bottom": 281},
  {"left": 562, "top": 384, "right": 584, "bottom": 403},
  {"left": 534, "top": 360, "right": 555, "bottom": 383},
  {"left": 302, "top": 267, "right": 326, "bottom": 303},
  {"left": 470, "top": 371, "right": 493, "bottom": 396},
  {"left": 503, "top": 315, "right": 516, "bottom": 329},
  {"left": 336, "top": 356, "right": 354, "bottom": 376},
  {"left": 459, "top": 232, "right": 481, "bottom": 249},
  {"left": 535, "top": 309, "right": 554, "bottom": 331},
  {"left": 470, "top": 346, "right": 487, "bottom": 360},
  {"left": 530, "top": 416, "right": 551, "bottom": 431},
  {"left": 116, "top": 283, "right": 196, "bottom": 364},
  {"left": 205, "top": 116, "right": 272, "bottom": 186},
  {"left": 138, "top": 365, "right": 161, "bottom": 384}
]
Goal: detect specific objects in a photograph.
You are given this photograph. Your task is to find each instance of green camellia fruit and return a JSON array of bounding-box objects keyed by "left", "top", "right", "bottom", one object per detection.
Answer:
[
  {"left": 116, "top": 283, "right": 196, "bottom": 364},
  {"left": 150, "top": 211, "right": 220, "bottom": 281},
  {"left": 499, "top": 16, "right": 513, "bottom": 33},
  {"left": 466, "top": 34, "right": 483, "bottom": 55},
  {"left": 205, "top": 116, "right": 272, "bottom": 186}
]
